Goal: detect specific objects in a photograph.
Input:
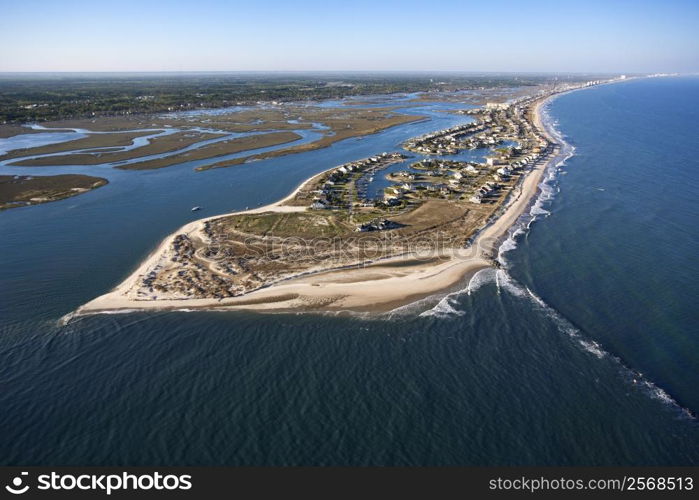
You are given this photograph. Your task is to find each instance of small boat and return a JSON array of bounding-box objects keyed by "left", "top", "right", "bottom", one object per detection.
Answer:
[{"left": 191, "top": 206, "right": 201, "bottom": 212}]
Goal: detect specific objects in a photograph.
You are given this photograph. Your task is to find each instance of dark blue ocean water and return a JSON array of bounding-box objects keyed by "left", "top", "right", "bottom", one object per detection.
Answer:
[{"left": 0, "top": 78, "right": 697, "bottom": 465}]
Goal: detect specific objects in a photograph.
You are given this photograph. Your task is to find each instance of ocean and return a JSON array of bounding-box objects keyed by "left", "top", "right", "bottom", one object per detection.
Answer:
[{"left": 1, "top": 77, "right": 697, "bottom": 465}]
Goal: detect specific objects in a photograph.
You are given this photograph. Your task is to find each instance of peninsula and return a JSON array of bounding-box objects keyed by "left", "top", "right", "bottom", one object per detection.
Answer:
[{"left": 78, "top": 79, "right": 613, "bottom": 315}]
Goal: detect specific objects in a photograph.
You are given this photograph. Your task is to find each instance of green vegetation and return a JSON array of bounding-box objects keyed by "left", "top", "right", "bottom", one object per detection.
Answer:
[{"left": 223, "top": 211, "right": 354, "bottom": 238}]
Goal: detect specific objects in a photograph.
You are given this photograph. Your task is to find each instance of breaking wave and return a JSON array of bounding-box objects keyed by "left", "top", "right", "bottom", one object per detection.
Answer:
[
  {"left": 465, "top": 268, "right": 498, "bottom": 295},
  {"left": 418, "top": 294, "right": 466, "bottom": 319},
  {"left": 411, "top": 268, "right": 498, "bottom": 319}
]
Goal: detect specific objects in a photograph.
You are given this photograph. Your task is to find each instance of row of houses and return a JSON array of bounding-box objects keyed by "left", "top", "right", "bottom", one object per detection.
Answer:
[
  {"left": 469, "top": 182, "right": 502, "bottom": 204},
  {"left": 403, "top": 120, "right": 489, "bottom": 155},
  {"left": 310, "top": 152, "right": 405, "bottom": 210},
  {"left": 414, "top": 159, "right": 481, "bottom": 174}
]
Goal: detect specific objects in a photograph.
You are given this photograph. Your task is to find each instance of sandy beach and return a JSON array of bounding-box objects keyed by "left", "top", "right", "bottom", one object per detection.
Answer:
[{"left": 77, "top": 95, "right": 561, "bottom": 316}]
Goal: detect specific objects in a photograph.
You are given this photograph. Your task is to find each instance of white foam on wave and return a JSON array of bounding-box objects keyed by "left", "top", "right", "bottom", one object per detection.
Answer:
[
  {"left": 57, "top": 312, "right": 76, "bottom": 327},
  {"left": 497, "top": 228, "right": 524, "bottom": 261},
  {"left": 419, "top": 292, "right": 467, "bottom": 319},
  {"left": 389, "top": 268, "right": 498, "bottom": 319},
  {"left": 639, "top": 381, "right": 676, "bottom": 408},
  {"left": 495, "top": 269, "right": 527, "bottom": 297},
  {"left": 466, "top": 268, "right": 498, "bottom": 295},
  {"left": 57, "top": 308, "right": 135, "bottom": 328},
  {"left": 382, "top": 292, "right": 447, "bottom": 320}
]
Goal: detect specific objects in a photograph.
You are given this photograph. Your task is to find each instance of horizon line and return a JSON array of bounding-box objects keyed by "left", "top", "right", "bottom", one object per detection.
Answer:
[{"left": 0, "top": 70, "right": 670, "bottom": 76}]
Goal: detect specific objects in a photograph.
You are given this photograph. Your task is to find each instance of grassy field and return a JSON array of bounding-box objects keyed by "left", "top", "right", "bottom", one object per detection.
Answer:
[
  {"left": 215, "top": 198, "right": 493, "bottom": 243},
  {"left": 218, "top": 211, "right": 355, "bottom": 239}
]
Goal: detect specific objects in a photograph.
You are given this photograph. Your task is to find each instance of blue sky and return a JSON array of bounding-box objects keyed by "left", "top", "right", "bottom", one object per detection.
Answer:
[{"left": 1, "top": 0, "right": 697, "bottom": 72}]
